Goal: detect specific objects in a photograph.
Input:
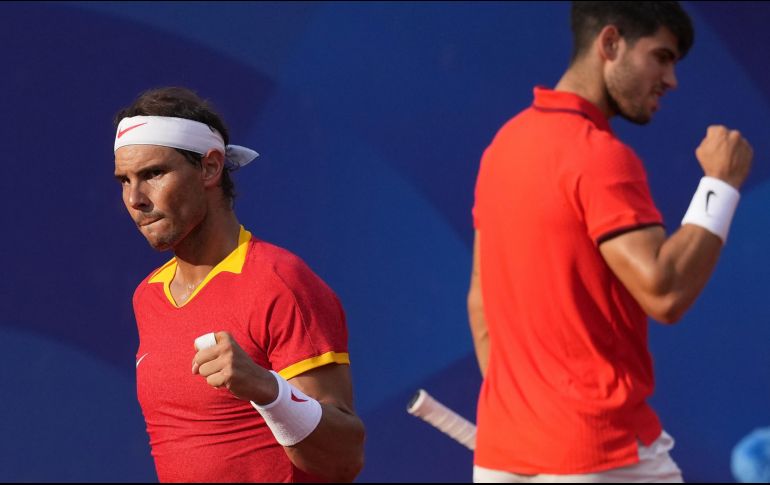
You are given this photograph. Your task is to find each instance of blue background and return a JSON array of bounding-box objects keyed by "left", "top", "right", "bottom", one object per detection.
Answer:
[{"left": 0, "top": 1, "right": 767, "bottom": 482}]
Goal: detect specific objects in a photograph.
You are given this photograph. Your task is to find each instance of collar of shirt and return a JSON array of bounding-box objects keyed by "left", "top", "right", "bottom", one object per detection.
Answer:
[{"left": 531, "top": 86, "right": 612, "bottom": 134}]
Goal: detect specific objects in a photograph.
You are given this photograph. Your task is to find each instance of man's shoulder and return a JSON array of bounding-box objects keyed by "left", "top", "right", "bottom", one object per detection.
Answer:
[
  {"left": 494, "top": 105, "right": 538, "bottom": 136},
  {"left": 490, "top": 104, "right": 602, "bottom": 147},
  {"left": 245, "top": 238, "right": 333, "bottom": 296},
  {"left": 247, "top": 238, "right": 308, "bottom": 272},
  {"left": 486, "top": 107, "right": 639, "bottom": 168},
  {"left": 581, "top": 129, "right": 644, "bottom": 175}
]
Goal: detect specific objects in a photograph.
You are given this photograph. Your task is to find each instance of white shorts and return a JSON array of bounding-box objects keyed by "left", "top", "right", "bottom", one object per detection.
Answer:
[{"left": 473, "top": 431, "right": 684, "bottom": 483}]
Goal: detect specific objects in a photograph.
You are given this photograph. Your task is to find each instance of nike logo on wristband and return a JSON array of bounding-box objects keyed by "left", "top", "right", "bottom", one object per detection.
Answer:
[
  {"left": 290, "top": 392, "right": 308, "bottom": 403},
  {"left": 118, "top": 122, "right": 148, "bottom": 138},
  {"left": 135, "top": 353, "right": 149, "bottom": 368},
  {"left": 706, "top": 190, "right": 716, "bottom": 216}
]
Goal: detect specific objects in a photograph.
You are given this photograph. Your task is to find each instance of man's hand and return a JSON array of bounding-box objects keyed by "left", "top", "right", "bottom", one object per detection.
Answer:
[
  {"left": 696, "top": 125, "right": 753, "bottom": 189},
  {"left": 192, "top": 331, "right": 278, "bottom": 405},
  {"left": 191, "top": 332, "right": 365, "bottom": 481}
]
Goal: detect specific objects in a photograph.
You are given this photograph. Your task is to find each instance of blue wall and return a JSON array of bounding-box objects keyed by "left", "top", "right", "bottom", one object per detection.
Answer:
[{"left": 0, "top": 1, "right": 767, "bottom": 482}]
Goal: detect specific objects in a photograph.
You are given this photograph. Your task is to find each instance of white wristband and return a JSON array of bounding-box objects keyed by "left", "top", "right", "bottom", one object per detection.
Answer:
[
  {"left": 250, "top": 371, "right": 322, "bottom": 447},
  {"left": 681, "top": 176, "right": 740, "bottom": 243}
]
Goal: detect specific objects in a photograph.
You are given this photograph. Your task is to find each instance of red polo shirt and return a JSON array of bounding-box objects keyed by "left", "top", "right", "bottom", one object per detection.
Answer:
[
  {"left": 472, "top": 87, "right": 664, "bottom": 474},
  {"left": 134, "top": 227, "right": 349, "bottom": 482}
]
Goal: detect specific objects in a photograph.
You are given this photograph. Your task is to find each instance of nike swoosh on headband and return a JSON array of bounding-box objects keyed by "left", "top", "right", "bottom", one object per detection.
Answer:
[{"left": 118, "top": 122, "right": 148, "bottom": 139}]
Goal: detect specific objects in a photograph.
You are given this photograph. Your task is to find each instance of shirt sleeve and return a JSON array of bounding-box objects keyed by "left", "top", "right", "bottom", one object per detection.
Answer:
[
  {"left": 256, "top": 261, "right": 350, "bottom": 380},
  {"left": 576, "top": 140, "right": 663, "bottom": 244}
]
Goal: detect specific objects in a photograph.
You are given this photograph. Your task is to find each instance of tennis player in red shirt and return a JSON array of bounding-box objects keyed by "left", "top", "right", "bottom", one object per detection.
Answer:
[
  {"left": 469, "top": 2, "right": 753, "bottom": 482},
  {"left": 113, "top": 87, "right": 364, "bottom": 482}
]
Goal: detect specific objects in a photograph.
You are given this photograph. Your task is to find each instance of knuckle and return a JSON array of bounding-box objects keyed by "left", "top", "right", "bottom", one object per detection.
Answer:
[
  {"left": 216, "top": 331, "right": 231, "bottom": 345},
  {"left": 223, "top": 347, "right": 234, "bottom": 361}
]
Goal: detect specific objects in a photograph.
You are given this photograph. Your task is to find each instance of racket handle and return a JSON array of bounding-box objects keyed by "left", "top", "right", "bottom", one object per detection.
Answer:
[{"left": 407, "top": 389, "right": 476, "bottom": 450}]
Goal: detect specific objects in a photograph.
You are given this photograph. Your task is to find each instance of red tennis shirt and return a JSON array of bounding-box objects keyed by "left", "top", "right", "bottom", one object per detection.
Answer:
[
  {"left": 133, "top": 227, "right": 349, "bottom": 482},
  {"left": 472, "top": 87, "right": 664, "bottom": 474}
]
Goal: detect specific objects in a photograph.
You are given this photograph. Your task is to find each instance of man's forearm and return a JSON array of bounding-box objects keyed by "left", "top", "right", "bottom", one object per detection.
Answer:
[
  {"left": 285, "top": 404, "right": 365, "bottom": 482},
  {"left": 651, "top": 224, "right": 723, "bottom": 322},
  {"left": 600, "top": 225, "right": 722, "bottom": 324}
]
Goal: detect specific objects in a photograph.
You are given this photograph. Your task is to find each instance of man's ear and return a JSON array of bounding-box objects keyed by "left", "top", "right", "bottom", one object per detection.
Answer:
[
  {"left": 201, "top": 149, "right": 225, "bottom": 188},
  {"left": 597, "top": 25, "right": 622, "bottom": 61}
]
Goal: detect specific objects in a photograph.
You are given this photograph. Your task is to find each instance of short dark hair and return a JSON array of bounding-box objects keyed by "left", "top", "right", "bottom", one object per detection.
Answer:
[
  {"left": 114, "top": 87, "right": 236, "bottom": 203},
  {"left": 570, "top": 1, "right": 694, "bottom": 63}
]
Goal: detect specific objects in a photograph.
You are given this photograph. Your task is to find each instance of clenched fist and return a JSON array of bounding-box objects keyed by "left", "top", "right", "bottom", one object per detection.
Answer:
[
  {"left": 192, "top": 331, "right": 278, "bottom": 405},
  {"left": 696, "top": 125, "right": 753, "bottom": 189}
]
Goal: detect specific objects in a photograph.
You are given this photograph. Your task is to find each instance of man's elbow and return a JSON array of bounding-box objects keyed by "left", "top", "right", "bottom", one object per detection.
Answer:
[
  {"left": 644, "top": 294, "right": 687, "bottom": 325},
  {"left": 467, "top": 289, "right": 484, "bottom": 321},
  {"left": 334, "top": 456, "right": 364, "bottom": 483},
  {"left": 334, "top": 422, "right": 366, "bottom": 482},
  {"left": 345, "top": 436, "right": 366, "bottom": 482},
  {"left": 634, "top": 271, "right": 689, "bottom": 324},
  {"left": 649, "top": 307, "right": 685, "bottom": 325}
]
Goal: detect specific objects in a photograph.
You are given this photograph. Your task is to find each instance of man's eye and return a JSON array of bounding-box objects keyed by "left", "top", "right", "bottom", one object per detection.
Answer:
[{"left": 150, "top": 170, "right": 164, "bottom": 178}]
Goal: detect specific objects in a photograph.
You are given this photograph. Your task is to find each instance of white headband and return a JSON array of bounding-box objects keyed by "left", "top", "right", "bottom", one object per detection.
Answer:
[{"left": 114, "top": 115, "right": 259, "bottom": 169}]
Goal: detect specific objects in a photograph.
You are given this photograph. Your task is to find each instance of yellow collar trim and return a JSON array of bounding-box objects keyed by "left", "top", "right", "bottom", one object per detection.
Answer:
[{"left": 148, "top": 226, "right": 252, "bottom": 308}]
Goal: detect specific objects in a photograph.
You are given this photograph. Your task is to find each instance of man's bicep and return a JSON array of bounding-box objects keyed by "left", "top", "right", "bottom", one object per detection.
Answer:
[
  {"left": 289, "top": 364, "right": 355, "bottom": 413},
  {"left": 598, "top": 225, "right": 667, "bottom": 297}
]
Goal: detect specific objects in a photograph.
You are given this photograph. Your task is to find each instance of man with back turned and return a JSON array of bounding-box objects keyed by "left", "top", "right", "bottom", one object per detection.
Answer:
[{"left": 468, "top": 2, "right": 753, "bottom": 482}]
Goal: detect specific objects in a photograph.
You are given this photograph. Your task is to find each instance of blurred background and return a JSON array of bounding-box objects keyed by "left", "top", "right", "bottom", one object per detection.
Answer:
[{"left": 0, "top": 1, "right": 768, "bottom": 482}]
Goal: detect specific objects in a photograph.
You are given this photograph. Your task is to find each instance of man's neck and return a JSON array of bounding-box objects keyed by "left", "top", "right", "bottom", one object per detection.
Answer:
[
  {"left": 172, "top": 209, "right": 241, "bottom": 286},
  {"left": 554, "top": 61, "right": 615, "bottom": 120}
]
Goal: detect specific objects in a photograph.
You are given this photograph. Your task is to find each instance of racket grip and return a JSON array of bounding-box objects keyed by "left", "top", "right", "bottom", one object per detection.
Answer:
[{"left": 407, "top": 389, "right": 476, "bottom": 450}]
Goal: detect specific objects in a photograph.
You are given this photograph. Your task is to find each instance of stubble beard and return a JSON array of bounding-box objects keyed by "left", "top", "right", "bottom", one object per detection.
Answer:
[
  {"left": 605, "top": 58, "right": 652, "bottom": 126},
  {"left": 142, "top": 221, "right": 183, "bottom": 252}
]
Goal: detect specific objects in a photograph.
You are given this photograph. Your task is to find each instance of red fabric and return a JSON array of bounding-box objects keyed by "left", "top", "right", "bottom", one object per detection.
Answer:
[
  {"left": 133, "top": 235, "right": 347, "bottom": 482},
  {"left": 472, "top": 87, "right": 663, "bottom": 474}
]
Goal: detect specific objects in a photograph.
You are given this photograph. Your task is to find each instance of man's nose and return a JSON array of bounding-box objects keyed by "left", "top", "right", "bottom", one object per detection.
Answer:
[
  {"left": 663, "top": 65, "right": 678, "bottom": 91},
  {"left": 127, "top": 183, "right": 151, "bottom": 211}
]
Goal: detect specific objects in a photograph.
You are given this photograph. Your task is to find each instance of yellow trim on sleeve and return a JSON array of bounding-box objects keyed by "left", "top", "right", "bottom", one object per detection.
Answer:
[
  {"left": 147, "top": 226, "right": 252, "bottom": 308},
  {"left": 277, "top": 351, "right": 350, "bottom": 380}
]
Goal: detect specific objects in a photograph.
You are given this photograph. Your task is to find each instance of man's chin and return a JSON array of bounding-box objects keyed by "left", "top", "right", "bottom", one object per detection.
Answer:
[
  {"left": 621, "top": 110, "right": 652, "bottom": 126},
  {"left": 144, "top": 234, "right": 176, "bottom": 252},
  {"left": 149, "top": 241, "right": 174, "bottom": 252}
]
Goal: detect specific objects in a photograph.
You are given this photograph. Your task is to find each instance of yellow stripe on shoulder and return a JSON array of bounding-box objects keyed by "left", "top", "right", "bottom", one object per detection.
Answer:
[{"left": 277, "top": 351, "right": 350, "bottom": 380}]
